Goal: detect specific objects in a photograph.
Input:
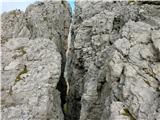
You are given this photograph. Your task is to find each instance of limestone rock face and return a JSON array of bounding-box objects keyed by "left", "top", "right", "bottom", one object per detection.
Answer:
[
  {"left": 2, "top": 38, "right": 62, "bottom": 120},
  {"left": 65, "top": 1, "right": 160, "bottom": 120},
  {"left": 1, "top": 0, "right": 71, "bottom": 120},
  {"left": 2, "top": 0, "right": 160, "bottom": 120}
]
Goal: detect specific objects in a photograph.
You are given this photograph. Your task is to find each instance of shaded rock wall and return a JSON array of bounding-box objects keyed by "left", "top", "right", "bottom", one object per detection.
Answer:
[{"left": 65, "top": 1, "right": 160, "bottom": 120}]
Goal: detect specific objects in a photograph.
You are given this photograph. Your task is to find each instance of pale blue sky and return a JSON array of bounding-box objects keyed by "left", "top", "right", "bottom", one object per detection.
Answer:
[{"left": 1, "top": 0, "right": 75, "bottom": 13}]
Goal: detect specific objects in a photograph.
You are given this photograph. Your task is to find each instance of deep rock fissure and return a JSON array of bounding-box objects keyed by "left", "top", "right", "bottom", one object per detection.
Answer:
[
  {"left": 56, "top": 22, "right": 82, "bottom": 120},
  {"left": 56, "top": 52, "right": 68, "bottom": 116}
]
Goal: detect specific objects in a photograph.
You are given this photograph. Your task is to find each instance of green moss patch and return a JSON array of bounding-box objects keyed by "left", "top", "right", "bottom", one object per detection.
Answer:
[
  {"left": 63, "top": 103, "right": 68, "bottom": 114},
  {"left": 144, "top": 80, "right": 151, "bottom": 87},
  {"left": 15, "top": 65, "right": 28, "bottom": 83},
  {"left": 128, "top": 0, "right": 136, "bottom": 4},
  {"left": 17, "top": 46, "right": 26, "bottom": 55},
  {"left": 10, "top": 11, "right": 17, "bottom": 17},
  {"left": 43, "top": 17, "right": 48, "bottom": 21},
  {"left": 122, "top": 108, "right": 136, "bottom": 120}
]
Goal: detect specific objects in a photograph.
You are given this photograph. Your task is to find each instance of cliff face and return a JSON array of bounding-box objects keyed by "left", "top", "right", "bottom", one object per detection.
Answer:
[
  {"left": 1, "top": 1, "right": 71, "bottom": 120},
  {"left": 65, "top": 1, "right": 160, "bottom": 120},
  {"left": 1, "top": 0, "right": 160, "bottom": 120}
]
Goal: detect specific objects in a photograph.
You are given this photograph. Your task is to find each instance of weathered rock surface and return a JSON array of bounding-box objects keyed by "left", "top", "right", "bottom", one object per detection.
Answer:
[
  {"left": 25, "top": 0, "right": 71, "bottom": 54},
  {"left": 65, "top": 1, "right": 160, "bottom": 120},
  {"left": 1, "top": 0, "right": 71, "bottom": 54},
  {"left": 2, "top": 0, "right": 160, "bottom": 120},
  {"left": 2, "top": 38, "right": 63, "bottom": 120},
  {"left": 1, "top": 0, "right": 71, "bottom": 120},
  {"left": 1, "top": 10, "right": 30, "bottom": 44}
]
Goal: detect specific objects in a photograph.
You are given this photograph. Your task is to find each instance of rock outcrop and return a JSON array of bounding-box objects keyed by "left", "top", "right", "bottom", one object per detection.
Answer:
[
  {"left": 65, "top": 1, "right": 160, "bottom": 120},
  {"left": 2, "top": 38, "right": 62, "bottom": 120},
  {"left": 1, "top": 0, "right": 71, "bottom": 120},
  {"left": 1, "top": 10, "right": 30, "bottom": 44},
  {"left": 1, "top": 0, "right": 160, "bottom": 120}
]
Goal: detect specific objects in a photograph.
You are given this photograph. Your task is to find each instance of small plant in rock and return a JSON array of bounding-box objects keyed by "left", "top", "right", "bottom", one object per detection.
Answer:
[{"left": 15, "top": 65, "right": 28, "bottom": 84}]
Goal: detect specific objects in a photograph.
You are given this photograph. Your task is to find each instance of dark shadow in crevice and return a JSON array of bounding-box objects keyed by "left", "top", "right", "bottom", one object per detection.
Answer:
[{"left": 56, "top": 52, "right": 67, "bottom": 115}]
